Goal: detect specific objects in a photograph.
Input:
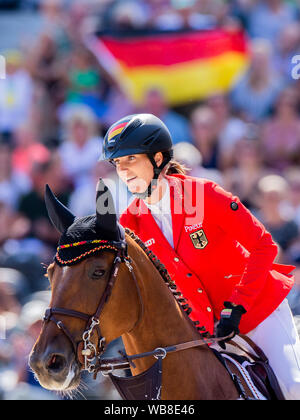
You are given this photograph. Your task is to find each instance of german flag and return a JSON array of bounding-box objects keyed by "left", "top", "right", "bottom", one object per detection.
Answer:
[
  {"left": 107, "top": 121, "right": 128, "bottom": 142},
  {"left": 90, "top": 29, "right": 249, "bottom": 106}
]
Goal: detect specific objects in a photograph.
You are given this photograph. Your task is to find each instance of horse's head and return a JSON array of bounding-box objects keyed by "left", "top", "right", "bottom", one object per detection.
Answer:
[{"left": 29, "top": 180, "right": 140, "bottom": 392}]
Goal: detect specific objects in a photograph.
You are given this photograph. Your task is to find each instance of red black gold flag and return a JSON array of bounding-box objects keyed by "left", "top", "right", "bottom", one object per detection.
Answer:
[{"left": 89, "top": 29, "right": 249, "bottom": 106}]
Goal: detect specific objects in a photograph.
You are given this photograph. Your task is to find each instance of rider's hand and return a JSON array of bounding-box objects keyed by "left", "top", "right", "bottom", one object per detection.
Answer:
[{"left": 216, "top": 301, "right": 246, "bottom": 349}]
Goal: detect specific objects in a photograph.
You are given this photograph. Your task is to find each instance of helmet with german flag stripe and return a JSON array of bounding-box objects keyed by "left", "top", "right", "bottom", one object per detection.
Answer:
[{"left": 100, "top": 113, "right": 173, "bottom": 161}]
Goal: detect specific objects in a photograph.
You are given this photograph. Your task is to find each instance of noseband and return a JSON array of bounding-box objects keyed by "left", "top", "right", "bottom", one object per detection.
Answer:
[{"left": 43, "top": 239, "right": 141, "bottom": 374}]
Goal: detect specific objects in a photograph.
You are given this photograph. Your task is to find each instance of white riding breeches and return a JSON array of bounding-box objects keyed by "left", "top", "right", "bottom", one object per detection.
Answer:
[{"left": 243, "top": 299, "right": 300, "bottom": 400}]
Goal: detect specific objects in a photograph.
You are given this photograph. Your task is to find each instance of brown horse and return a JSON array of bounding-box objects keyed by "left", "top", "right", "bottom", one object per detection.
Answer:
[{"left": 29, "top": 180, "right": 239, "bottom": 400}]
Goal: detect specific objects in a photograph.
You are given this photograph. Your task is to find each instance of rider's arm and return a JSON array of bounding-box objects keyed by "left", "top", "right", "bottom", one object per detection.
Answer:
[{"left": 206, "top": 181, "right": 278, "bottom": 312}]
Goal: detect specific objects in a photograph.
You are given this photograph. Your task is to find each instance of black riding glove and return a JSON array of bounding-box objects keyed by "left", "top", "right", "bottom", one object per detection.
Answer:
[{"left": 216, "top": 301, "right": 246, "bottom": 349}]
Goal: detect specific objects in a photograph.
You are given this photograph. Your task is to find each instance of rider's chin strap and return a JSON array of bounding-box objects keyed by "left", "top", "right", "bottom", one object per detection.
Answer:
[{"left": 133, "top": 152, "right": 172, "bottom": 200}]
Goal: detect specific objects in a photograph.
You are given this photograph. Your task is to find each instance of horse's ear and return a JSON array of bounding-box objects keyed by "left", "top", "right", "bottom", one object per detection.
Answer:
[
  {"left": 96, "top": 178, "right": 119, "bottom": 241},
  {"left": 44, "top": 184, "right": 75, "bottom": 234}
]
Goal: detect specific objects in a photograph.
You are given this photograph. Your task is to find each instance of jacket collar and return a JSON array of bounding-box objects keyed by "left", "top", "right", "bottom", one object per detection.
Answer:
[{"left": 134, "top": 174, "right": 186, "bottom": 251}]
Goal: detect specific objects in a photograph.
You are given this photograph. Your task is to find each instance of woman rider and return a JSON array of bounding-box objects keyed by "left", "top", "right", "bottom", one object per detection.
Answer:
[{"left": 100, "top": 113, "right": 300, "bottom": 399}]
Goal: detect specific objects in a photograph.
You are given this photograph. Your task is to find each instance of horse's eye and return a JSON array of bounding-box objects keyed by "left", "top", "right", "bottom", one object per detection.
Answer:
[{"left": 92, "top": 268, "right": 105, "bottom": 278}]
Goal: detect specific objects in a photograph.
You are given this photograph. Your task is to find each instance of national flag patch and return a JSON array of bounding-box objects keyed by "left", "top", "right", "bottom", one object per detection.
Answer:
[
  {"left": 221, "top": 308, "right": 232, "bottom": 318},
  {"left": 107, "top": 122, "right": 128, "bottom": 142}
]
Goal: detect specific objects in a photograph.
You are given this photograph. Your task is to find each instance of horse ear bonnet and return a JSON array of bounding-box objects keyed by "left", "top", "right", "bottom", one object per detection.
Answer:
[
  {"left": 45, "top": 184, "right": 75, "bottom": 234},
  {"left": 45, "top": 181, "right": 125, "bottom": 266}
]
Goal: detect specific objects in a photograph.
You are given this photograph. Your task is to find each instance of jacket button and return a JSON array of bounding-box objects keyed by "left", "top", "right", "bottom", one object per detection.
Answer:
[
  {"left": 174, "top": 257, "right": 179, "bottom": 262},
  {"left": 197, "top": 288, "right": 203, "bottom": 293},
  {"left": 207, "top": 306, "right": 212, "bottom": 312},
  {"left": 186, "top": 273, "right": 192, "bottom": 277}
]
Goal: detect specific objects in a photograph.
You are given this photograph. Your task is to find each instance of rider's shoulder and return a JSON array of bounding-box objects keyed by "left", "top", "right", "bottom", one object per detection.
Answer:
[
  {"left": 166, "top": 173, "right": 219, "bottom": 192},
  {"left": 120, "top": 197, "right": 141, "bottom": 225}
]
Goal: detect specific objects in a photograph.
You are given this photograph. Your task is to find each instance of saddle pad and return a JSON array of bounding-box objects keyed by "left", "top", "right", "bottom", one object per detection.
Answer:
[{"left": 221, "top": 353, "right": 267, "bottom": 400}]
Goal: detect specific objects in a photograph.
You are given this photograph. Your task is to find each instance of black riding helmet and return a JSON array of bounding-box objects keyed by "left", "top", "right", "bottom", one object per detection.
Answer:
[{"left": 100, "top": 113, "right": 173, "bottom": 199}]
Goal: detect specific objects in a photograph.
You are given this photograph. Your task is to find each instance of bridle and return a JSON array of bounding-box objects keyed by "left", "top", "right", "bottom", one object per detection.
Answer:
[
  {"left": 43, "top": 238, "right": 144, "bottom": 375},
  {"left": 42, "top": 235, "right": 234, "bottom": 386}
]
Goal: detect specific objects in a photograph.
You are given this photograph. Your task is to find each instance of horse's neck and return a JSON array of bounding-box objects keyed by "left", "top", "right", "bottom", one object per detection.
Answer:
[
  {"left": 122, "top": 238, "right": 238, "bottom": 400},
  {"left": 123, "top": 236, "right": 198, "bottom": 354}
]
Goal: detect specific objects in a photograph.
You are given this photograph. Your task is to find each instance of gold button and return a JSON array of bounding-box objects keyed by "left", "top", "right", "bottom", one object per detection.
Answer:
[
  {"left": 174, "top": 257, "right": 179, "bottom": 262},
  {"left": 197, "top": 288, "right": 203, "bottom": 293},
  {"left": 207, "top": 306, "right": 212, "bottom": 312}
]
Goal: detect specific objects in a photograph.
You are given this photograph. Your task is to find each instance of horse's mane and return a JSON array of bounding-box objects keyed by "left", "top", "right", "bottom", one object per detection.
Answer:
[{"left": 125, "top": 228, "right": 207, "bottom": 336}]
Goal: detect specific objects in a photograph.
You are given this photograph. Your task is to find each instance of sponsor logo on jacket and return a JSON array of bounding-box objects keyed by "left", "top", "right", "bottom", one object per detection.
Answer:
[{"left": 184, "top": 223, "right": 202, "bottom": 233}]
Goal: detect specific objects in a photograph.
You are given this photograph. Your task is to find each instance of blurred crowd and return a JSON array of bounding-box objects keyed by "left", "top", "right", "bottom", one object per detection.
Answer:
[{"left": 0, "top": 0, "right": 300, "bottom": 400}]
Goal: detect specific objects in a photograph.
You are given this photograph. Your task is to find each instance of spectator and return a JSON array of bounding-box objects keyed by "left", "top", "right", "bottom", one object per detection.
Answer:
[
  {"left": 58, "top": 104, "right": 103, "bottom": 187},
  {"left": 0, "top": 201, "right": 29, "bottom": 257},
  {"left": 261, "top": 87, "right": 300, "bottom": 171},
  {"left": 38, "top": 0, "right": 73, "bottom": 53},
  {"left": 12, "top": 124, "right": 50, "bottom": 178},
  {"left": 17, "top": 152, "right": 70, "bottom": 251},
  {"left": 230, "top": 38, "right": 284, "bottom": 121},
  {"left": 206, "top": 93, "right": 247, "bottom": 169},
  {"left": 223, "top": 138, "right": 271, "bottom": 211},
  {"left": 141, "top": 88, "right": 192, "bottom": 144},
  {"left": 110, "top": 0, "right": 149, "bottom": 31},
  {"left": 0, "top": 50, "right": 34, "bottom": 140},
  {"left": 281, "top": 167, "right": 300, "bottom": 231},
  {"left": 0, "top": 141, "right": 31, "bottom": 210},
  {"left": 27, "top": 33, "right": 66, "bottom": 142},
  {"left": 0, "top": 293, "right": 58, "bottom": 400},
  {"left": 28, "top": 33, "right": 64, "bottom": 97},
  {"left": 190, "top": 105, "right": 221, "bottom": 169},
  {"left": 274, "top": 23, "right": 300, "bottom": 83},
  {"left": 153, "top": 0, "right": 217, "bottom": 30},
  {"left": 0, "top": 200, "right": 45, "bottom": 294},
  {"left": 239, "top": 0, "right": 299, "bottom": 46},
  {"left": 151, "top": 3, "right": 188, "bottom": 30},
  {"left": 0, "top": 271, "right": 22, "bottom": 333},
  {"left": 173, "top": 141, "right": 224, "bottom": 185},
  {"left": 193, "top": 0, "right": 234, "bottom": 28},
  {"left": 0, "top": 267, "right": 28, "bottom": 306},
  {"left": 144, "top": 0, "right": 176, "bottom": 30},
  {"left": 101, "top": 87, "right": 136, "bottom": 129},
  {"left": 255, "top": 174, "right": 299, "bottom": 254},
  {"left": 63, "top": 45, "right": 116, "bottom": 119}
]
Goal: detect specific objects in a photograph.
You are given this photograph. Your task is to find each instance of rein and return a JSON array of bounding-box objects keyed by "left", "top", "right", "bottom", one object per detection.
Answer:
[
  {"left": 93, "top": 333, "right": 234, "bottom": 376},
  {"left": 42, "top": 235, "right": 232, "bottom": 390}
]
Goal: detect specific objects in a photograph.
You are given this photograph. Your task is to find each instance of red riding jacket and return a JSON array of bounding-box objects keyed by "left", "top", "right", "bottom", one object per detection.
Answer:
[{"left": 120, "top": 174, "right": 295, "bottom": 335}]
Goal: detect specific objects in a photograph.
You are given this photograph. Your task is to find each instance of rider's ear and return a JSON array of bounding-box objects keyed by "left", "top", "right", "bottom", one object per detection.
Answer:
[
  {"left": 154, "top": 152, "right": 163, "bottom": 167},
  {"left": 95, "top": 178, "right": 120, "bottom": 241},
  {"left": 44, "top": 184, "right": 75, "bottom": 234}
]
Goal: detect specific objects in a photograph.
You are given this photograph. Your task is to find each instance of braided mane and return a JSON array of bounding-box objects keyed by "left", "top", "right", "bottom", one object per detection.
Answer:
[{"left": 125, "top": 228, "right": 208, "bottom": 336}]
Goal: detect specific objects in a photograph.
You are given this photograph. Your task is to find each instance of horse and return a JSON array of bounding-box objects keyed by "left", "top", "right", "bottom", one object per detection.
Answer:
[{"left": 29, "top": 180, "right": 265, "bottom": 400}]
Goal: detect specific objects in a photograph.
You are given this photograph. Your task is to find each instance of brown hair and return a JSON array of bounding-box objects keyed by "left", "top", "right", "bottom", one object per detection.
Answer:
[{"left": 165, "top": 159, "right": 189, "bottom": 175}]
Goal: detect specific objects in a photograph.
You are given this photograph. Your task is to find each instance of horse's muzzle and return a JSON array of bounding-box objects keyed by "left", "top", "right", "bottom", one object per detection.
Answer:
[{"left": 29, "top": 346, "right": 80, "bottom": 391}]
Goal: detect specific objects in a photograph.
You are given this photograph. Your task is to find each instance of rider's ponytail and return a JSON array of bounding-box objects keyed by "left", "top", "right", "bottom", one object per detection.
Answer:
[{"left": 166, "top": 159, "right": 189, "bottom": 175}]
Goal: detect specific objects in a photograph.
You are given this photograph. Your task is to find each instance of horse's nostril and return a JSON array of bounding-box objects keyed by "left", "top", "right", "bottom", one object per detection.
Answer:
[{"left": 47, "top": 354, "right": 66, "bottom": 373}]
